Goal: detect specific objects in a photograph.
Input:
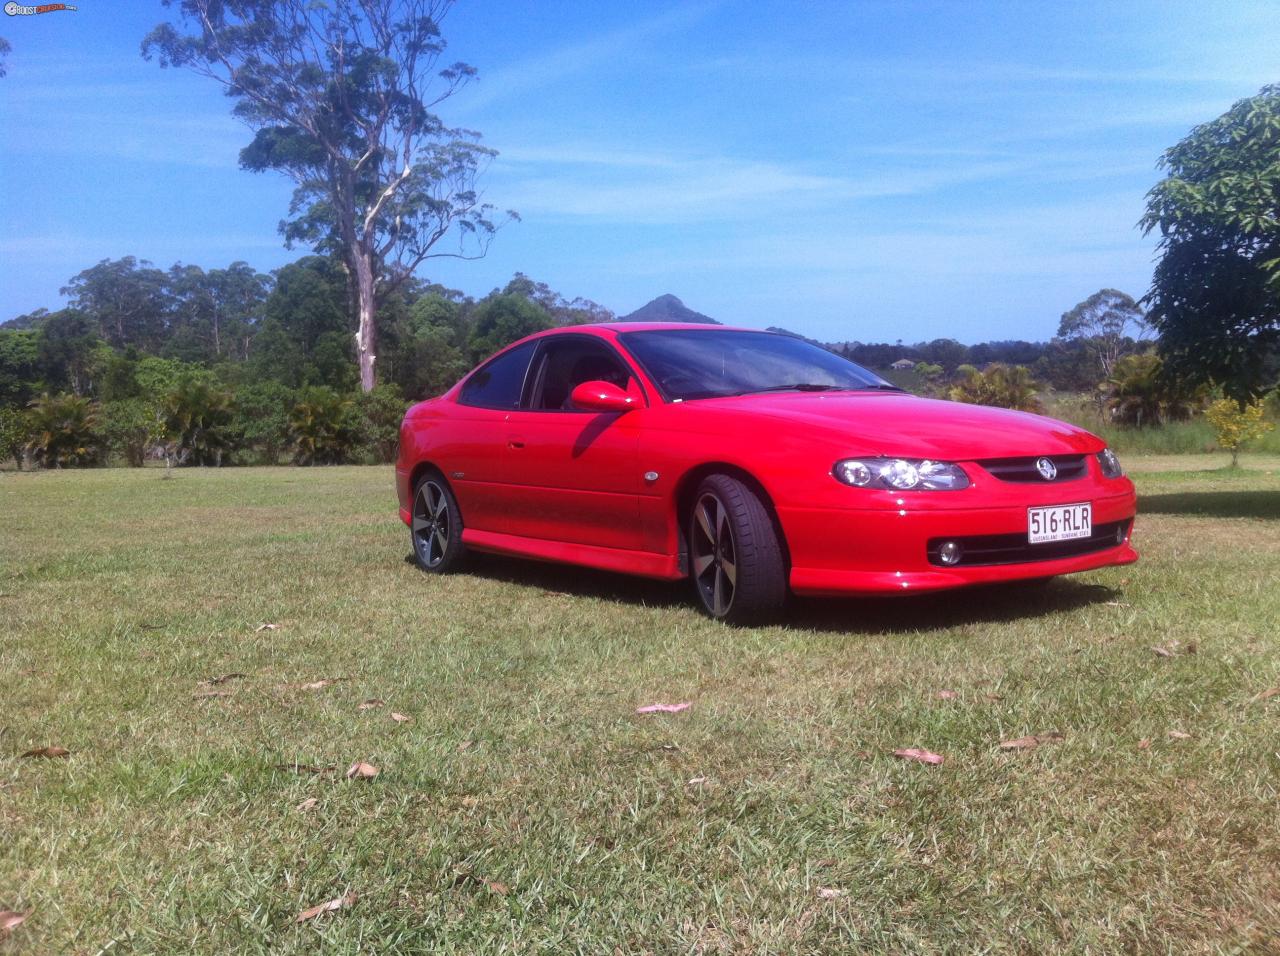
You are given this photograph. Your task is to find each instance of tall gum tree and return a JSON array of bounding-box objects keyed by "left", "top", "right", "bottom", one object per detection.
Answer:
[{"left": 144, "top": 0, "right": 511, "bottom": 391}]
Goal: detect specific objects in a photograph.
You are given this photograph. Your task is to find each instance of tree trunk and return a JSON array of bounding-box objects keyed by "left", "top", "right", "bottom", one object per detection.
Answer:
[{"left": 353, "top": 252, "right": 378, "bottom": 393}]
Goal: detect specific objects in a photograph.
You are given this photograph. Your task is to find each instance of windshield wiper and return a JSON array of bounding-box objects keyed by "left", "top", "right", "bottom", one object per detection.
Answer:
[
  {"left": 856, "top": 383, "right": 906, "bottom": 392},
  {"left": 733, "top": 383, "right": 849, "bottom": 396}
]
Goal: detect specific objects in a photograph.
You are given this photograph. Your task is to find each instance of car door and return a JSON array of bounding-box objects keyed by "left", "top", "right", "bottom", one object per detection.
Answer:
[
  {"left": 443, "top": 339, "right": 538, "bottom": 532},
  {"left": 501, "top": 335, "right": 647, "bottom": 551}
]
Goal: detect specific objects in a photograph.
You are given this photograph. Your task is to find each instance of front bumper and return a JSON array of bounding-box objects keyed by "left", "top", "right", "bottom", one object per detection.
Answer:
[{"left": 780, "top": 488, "right": 1137, "bottom": 596}]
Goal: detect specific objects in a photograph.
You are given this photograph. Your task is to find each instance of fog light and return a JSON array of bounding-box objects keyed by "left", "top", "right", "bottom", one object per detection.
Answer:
[
  {"left": 1116, "top": 524, "right": 1127, "bottom": 545},
  {"left": 938, "top": 541, "right": 963, "bottom": 566}
]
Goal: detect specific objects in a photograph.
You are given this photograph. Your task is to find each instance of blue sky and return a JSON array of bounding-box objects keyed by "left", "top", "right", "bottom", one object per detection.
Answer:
[{"left": 1, "top": 1, "right": 1277, "bottom": 343}]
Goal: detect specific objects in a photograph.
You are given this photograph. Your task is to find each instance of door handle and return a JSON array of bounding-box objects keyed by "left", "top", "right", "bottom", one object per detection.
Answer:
[{"left": 508, "top": 439, "right": 525, "bottom": 449}]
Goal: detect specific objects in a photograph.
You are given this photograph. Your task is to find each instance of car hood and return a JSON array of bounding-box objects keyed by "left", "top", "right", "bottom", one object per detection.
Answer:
[{"left": 689, "top": 392, "right": 1101, "bottom": 459}]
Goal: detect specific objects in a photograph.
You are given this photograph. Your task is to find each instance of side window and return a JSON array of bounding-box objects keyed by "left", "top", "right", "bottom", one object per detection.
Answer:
[
  {"left": 458, "top": 341, "right": 537, "bottom": 409},
  {"left": 530, "top": 339, "right": 633, "bottom": 411}
]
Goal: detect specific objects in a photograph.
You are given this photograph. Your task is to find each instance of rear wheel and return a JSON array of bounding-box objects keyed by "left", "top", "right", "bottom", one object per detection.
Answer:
[
  {"left": 688, "top": 474, "right": 787, "bottom": 624},
  {"left": 411, "top": 473, "right": 466, "bottom": 573}
]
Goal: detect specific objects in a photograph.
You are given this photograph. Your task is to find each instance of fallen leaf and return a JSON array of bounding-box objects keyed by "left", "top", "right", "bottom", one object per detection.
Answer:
[
  {"left": 345, "top": 761, "right": 379, "bottom": 781},
  {"left": 296, "top": 797, "right": 318, "bottom": 812},
  {"left": 1102, "top": 601, "right": 1131, "bottom": 607},
  {"left": 1138, "top": 738, "right": 1151, "bottom": 750},
  {"left": 817, "top": 887, "right": 845, "bottom": 900},
  {"left": 892, "top": 748, "right": 945, "bottom": 766},
  {"left": 687, "top": 775, "right": 707, "bottom": 786},
  {"left": 200, "top": 673, "right": 245, "bottom": 686},
  {"left": 1251, "top": 687, "right": 1280, "bottom": 703},
  {"left": 255, "top": 623, "right": 279, "bottom": 632},
  {"left": 460, "top": 795, "right": 480, "bottom": 808},
  {"left": 661, "top": 743, "right": 680, "bottom": 752},
  {"left": 1184, "top": 642, "right": 1197, "bottom": 655},
  {"left": 1168, "top": 730, "right": 1192, "bottom": 740},
  {"left": 21, "top": 746, "right": 70, "bottom": 759},
  {"left": 999, "top": 736, "right": 1039, "bottom": 750},
  {"left": 483, "top": 879, "right": 509, "bottom": 896},
  {"left": 296, "top": 890, "right": 356, "bottom": 923},
  {"left": 0, "top": 911, "right": 29, "bottom": 933},
  {"left": 814, "top": 858, "right": 835, "bottom": 868},
  {"left": 1151, "top": 645, "right": 1173, "bottom": 658},
  {"left": 456, "top": 740, "right": 474, "bottom": 752},
  {"left": 357, "top": 699, "right": 384, "bottom": 711},
  {"left": 636, "top": 702, "right": 692, "bottom": 714},
  {"left": 935, "top": 690, "right": 958, "bottom": 700},
  {"left": 983, "top": 693, "right": 1005, "bottom": 702},
  {"left": 390, "top": 712, "right": 411, "bottom": 723}
]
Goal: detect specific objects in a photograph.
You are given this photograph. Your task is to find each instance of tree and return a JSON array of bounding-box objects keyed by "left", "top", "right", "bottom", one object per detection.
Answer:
[
  {"left": 166, "top": 261, "right": 270, "bottom": 362},
  {"left": 250, "top": 257, "right": 356, "bottom": 391},
  {"left": 144, "top": 0, "right": 511, "bottom": 392},
  {"left": 37, "top": 310, "right": 107, "bottom": 397},
  {"left": 160, "top": 374, "right": 237, "bottom": 466},
  {"left": 0, "top": 405, "right": 30, "bottom": 468},
  {"left": 0, "top": 329, "right": 40, "bottom": 406},
  {"left": 62, "top": 257, "right": 172, "bottom": 352},
  {"left": 289, "top": 387, "right": 362, "bottom": 465},
  {"left": 25, "top": 394, "right": 103, "bottom": 468},
  {"left": 1104, "top": 353, "right": 1196, "bottom": 427},
  {"left": 1058, "top": 289, "right": 1149, "bottom": 378},
  {"left": 101, "top": 398, "right": 161, "bottom": 467},
  {"left": 1204, "top": 398, "right": 1274, "bottom": 467},
  {"left": 948, "top": 364, "right": 1043, "bottom": 413},
  {"left": 357, "top": 384, "right": 408, "bottom": 463},
  {"left": 1141, "top": 85, "right": 1280, "bottom": 402},
  {"left": 231, "top": 381, "right": 294, "bottom": 464},
  {"left": 499, "top": 273, "right": 613, "bottom": 326},
  {"left": 467, "top": 293, "right": 552, "bottom": 362}
]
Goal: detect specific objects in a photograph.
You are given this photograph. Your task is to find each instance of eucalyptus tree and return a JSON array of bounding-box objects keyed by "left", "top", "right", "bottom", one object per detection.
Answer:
[{"left": 144, "top": 0, "right": 509, "bottom": 392}]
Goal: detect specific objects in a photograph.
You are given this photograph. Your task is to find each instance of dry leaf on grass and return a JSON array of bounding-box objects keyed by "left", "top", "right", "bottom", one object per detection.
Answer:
[
  {"left": 1184, "top": 642, "right": 1198, "bottom": 655},
  {"left": 483, "top": 879, "right": 509, "bottom": 896},
  {"left": 296, "top": 891, "right": 356, "bottom": 923},
  {"left": 345, "top": 761, "right": 379, "bottom": 781},
  {"left": 636, "top": 702, "right": 691, "bottom": 714},
  {"left": 999, "top": 732, "right": 1064, "bottom": 751},
  {"left": 1151, "top": 645, "right": 1174, "bottom": 658},
  {"left": 21, "top": 746, "right": 70, "bottom": 759},
  {"left": 892, "top": 748, "right": 944, "bottom": 766},
  {"left": 935, "top": 690, "right": 958, "bottom": 700},
  {"left": 200, "top": 673, "right": 245, "bottom": 686},
  {"left": 0, "top": 911, "right": 29, "bottom": 933},
  {"left": 1251, "top": 687, "right": 1280, "bottom": 703},
  {"left": 390, "top": 712, "right": 411, "bottom": 724},
  {"left": 1168, "top": 730, "right": 1192, "bottom": 740},
  {"left": 983, "top": 693, "right": 1005, "bottom": 702},
  {"left": 456, "top": 740, "right": 474, "bottom": 752},
  {"left": 255, "top": 623, "right": 279, "bottom": 632},
  {"left": 357, "top": 699, "right": 384, "bottom": 711},
  {"left": 296, "top": 797, "right": 318, "bottom": 812},
  {"left": 1138, "top": 738, "right": 1151, "bottom": 750},
  {"left": 688, "top": 775, "right": 707, "bottom": 786},
  {"left": 817, "top": 887, "right": 845, "bottom": 900}
]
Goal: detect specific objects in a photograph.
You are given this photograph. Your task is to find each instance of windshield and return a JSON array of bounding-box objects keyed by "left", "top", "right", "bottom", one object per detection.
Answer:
[{"left": 617, "top": 329, "right": 897, "bottom": 401}]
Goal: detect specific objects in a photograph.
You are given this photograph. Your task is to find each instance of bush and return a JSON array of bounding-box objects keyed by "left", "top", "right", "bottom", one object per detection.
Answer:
[
  {"left": 232, "top": 381, "right": 295, "bottom": 464},
  {"left": 1205, "top": 398, "right": 1275, "bottom": 467},
  {"left": 101, "top": 398, "right": 160, "bottom": 467},
  {"left": 948, "top": 364, "right": 1043, "bottom": 413},
  {"left": 357, "top": 385, "right": 409, "bottom": 464},
  {"left": 24, "top": 393, "right": 103, "bottom": 468},
  {"left": 160, "top": 375, "right": 237, "bottom": 466},
  {"left": 0, "top": 404, "right": 32, "bottom": 468},
  {"left": 290, "top": 387, "right": 362, "bottom": 465}
]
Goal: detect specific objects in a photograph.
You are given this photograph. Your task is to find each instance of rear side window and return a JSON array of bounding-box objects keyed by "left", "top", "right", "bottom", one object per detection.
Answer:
[{"left": 458, "top": 341, "right": 536, "bottom": 409}]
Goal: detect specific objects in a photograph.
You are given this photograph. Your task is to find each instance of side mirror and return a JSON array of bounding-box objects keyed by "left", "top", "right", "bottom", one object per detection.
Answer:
[{"left": 570, "top": 380, "right": 635, "bottom": 413}]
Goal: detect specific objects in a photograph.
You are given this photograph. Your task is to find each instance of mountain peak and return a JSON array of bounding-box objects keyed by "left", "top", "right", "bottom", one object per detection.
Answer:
[{"left": 618, "top": 294, "right": 720, "bottom": 325}]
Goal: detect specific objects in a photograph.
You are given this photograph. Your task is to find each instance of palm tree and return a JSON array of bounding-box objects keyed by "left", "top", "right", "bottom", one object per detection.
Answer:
[
  {"left": 949, "top": 364, "right": 1043, "bottom": 413},
  {"left": 290, "top": 387, "right": 361, "bottom": 465},
  {"left": 161, "top": 376, "right": 236, "bottom": 466},
  {"left": 24, "top": 393, "right": 103, "bottom": 468},
  {"left": 1105, "top": 353, "right": 1197, "bottom": 427}
]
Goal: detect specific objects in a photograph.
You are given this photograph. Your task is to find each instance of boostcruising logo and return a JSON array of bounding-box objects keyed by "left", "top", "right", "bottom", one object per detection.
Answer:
[{"left": 5, "top": 2, "right": 78, "bottom": 13}]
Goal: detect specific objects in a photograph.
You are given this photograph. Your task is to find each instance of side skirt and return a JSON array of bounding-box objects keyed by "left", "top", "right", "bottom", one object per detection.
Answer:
[{"left": 461, "top": 528, "right": 683, "bottom": 581}]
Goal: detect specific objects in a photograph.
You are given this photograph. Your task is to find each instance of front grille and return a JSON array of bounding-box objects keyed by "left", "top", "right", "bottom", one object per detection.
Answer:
[
  {"left": 979, "top": 454, "right": 1088, "bottom": 483},
  {"left": 927, "top": 520, "right": 1129, "bottom": 567}
]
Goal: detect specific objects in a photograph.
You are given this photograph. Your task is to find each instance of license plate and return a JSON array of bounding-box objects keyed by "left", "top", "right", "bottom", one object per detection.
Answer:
[{"left": 1028, "top": 502, "right": 1091, "bottom": 544}]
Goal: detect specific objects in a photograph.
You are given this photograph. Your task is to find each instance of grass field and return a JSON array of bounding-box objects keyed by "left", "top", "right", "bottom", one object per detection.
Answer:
[{"left": 3, "top": 457, "right": 1279, "bottom": 953}]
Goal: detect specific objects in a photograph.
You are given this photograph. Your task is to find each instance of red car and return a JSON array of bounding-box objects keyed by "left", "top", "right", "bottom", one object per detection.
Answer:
[{"left": 396, "top": 323, "right": 1137, "bottom": 623}]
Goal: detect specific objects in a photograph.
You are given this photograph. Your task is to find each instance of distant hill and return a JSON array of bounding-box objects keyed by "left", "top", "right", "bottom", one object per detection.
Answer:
[{"left": 618, "top": 294, "right": 720, "bottom": 325}]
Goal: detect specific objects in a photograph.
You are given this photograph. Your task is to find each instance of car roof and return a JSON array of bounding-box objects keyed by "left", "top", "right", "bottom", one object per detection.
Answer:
[{"left": 555, "top": 321, "right": 759, "bottom": 334}]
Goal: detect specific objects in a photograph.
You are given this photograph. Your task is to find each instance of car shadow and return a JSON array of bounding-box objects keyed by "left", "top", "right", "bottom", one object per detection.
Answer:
[
  {"left": 418, "top": 552, "right": 1121, "bottom": 634},
  {"left": 1138, "top": 490, "right": 1280, "bottom": 520}
]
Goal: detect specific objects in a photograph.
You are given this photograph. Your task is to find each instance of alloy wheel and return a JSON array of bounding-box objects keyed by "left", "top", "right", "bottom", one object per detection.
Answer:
[
  {"left": 412, "top": 480, "right": 450, "bottom": 569},
  {"left": 692, "top": 492, "right": 737, "bottom": 617}
]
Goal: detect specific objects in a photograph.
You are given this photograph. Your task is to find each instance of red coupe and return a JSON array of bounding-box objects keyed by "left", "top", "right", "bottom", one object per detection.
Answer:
[{"left": 396, "top": 323, "right": 1137, "bottom": 623}]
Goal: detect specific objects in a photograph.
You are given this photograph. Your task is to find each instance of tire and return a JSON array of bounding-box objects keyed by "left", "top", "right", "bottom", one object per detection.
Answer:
[
  {"left": 688, "top": 474, "right": 787, "bottom": 624},
  {"left": 410, "top": 472, "right": 466, "bottom": 573}
]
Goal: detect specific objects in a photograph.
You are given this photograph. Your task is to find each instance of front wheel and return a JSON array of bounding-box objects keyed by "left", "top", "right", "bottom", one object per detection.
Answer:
[
  {"left": 688, "top": 474, "right": 787, "bottom": 624},
  {"left": 411, "top": 473, "right": 466, "bottom": 573}
]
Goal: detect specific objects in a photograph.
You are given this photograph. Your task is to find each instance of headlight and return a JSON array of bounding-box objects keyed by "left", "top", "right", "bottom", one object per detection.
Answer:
[
  {"left": 834, "top": 458, "right": 970, "bottom": 491},
  {"left": 1096, "top": 448, "right": 1124, "bottom": 479}
]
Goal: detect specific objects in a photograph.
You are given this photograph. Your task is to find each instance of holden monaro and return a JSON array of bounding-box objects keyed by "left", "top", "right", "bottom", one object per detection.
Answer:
[{"left": 396, "top": 323, "right": 1137, "bottom": 623}]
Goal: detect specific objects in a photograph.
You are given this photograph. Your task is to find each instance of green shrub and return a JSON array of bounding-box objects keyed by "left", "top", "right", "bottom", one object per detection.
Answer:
[{"left": 24, "top": 393, "right": 103, "bottom": 468}]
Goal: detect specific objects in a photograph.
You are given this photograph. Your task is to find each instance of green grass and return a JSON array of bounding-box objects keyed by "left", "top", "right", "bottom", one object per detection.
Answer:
[{"left": 2, "top": 461, "right": 1279, "bottom": 953}]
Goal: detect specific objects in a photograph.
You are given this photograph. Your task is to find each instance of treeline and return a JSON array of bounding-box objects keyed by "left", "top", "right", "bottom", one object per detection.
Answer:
[{"left": 0, "top": 255, "right": 612, "bottom": 468}]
